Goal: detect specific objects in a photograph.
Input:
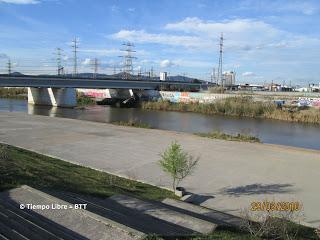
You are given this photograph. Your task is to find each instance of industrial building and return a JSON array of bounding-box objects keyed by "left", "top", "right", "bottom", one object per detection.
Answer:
[{"left": 222, "top": 71, "right": 236, "bottom": 86}]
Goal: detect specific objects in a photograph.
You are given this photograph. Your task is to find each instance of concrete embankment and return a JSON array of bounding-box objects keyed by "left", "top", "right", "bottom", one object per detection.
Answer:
[{"left": 0, "top": 112, "right": 319, "bottom": 227}]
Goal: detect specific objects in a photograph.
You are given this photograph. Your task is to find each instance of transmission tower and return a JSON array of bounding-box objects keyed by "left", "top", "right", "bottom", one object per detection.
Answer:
[
  {"left": 217, "top": 33, "right": 224, "bottom": 88},
  {"left": 211, "top": 67, "right": 216, "bottom": 83},
  {"left": 71, "top": 38, "right": 79, "bottom": 77},
  {"left": 55, "top": 48, "right": 64, "bottom": 76},
  {"left": 92, "top": 58, "right": 99, "bottom": 78},
  {"left": 7, "top": 58, "right": 12, "bottom": 75},
  {"left": 119, "top": 42, "right": 137, "bottom": 79},
  {"left": 113, "top": 65, "right": 117, "bottom": 75}
]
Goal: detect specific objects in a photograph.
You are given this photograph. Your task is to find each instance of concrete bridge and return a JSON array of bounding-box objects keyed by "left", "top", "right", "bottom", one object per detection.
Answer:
[{"left": 0, "top": 75, "right": 203, "bottom": 107}]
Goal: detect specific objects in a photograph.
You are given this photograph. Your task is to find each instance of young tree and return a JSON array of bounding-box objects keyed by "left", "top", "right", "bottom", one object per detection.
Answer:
[{"left": 159, "top": 142, "right": 198, "bottom": 192}]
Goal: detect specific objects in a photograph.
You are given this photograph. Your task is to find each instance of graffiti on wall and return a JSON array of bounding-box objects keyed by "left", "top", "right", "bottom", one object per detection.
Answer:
[
  {"left": 159, "top": 91, "right": 230, "bottom": 103},
  {"left": 78, "top": 89, "right": 110, "bottom": 99},
  {"left": 298, "top": 97, "right": 320, "bottom": 107}
]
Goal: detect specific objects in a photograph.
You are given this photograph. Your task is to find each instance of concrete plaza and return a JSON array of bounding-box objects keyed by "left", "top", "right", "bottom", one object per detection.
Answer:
[{"left": 0, "top": 112, "right": 319, "bottom": 226}]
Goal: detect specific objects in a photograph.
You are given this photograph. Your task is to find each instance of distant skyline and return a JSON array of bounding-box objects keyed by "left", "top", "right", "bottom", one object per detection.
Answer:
[{"left": 0, "top": 0, "right": 319, "bottom": 85}]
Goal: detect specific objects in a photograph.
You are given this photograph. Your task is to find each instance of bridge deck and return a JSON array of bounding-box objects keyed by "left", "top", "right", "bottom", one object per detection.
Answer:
[{"left": 0, "top": 75, "right": 203, "bottom": 89}]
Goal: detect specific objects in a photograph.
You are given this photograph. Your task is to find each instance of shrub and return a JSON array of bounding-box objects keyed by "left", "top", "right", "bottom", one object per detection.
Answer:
[{"left": 159, "top": 142, "right": 198, "bottom": 192}]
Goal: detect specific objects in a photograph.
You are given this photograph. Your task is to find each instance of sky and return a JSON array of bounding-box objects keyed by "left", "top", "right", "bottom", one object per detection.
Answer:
[{"left": 0, "top": 0, "right": 319, "bottom": 85}]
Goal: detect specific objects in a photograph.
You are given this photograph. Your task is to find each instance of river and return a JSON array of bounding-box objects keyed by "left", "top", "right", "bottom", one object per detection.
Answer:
[{"left": 0, "top": 98, "right": 319, "bottom": 150}]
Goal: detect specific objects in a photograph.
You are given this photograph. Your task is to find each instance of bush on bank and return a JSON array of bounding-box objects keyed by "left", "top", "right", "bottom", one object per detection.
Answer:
[
  {"left": 0, "top": 87, "right": 27, "bottom": 99},
  {"left": 141, "top": 97, "right": 320, "bottom": 124},
  {"left": 195, "top": 131, "right": 260, "bottom": 143}
]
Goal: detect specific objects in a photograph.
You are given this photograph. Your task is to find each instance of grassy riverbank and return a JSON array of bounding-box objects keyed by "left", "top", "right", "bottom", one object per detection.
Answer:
[
  {"left": 76, "top": 93, "right": 96, "bottom": 106},
  {"left": 0, "top": 87, "right": 27, "bottom": 100},
  {"left": 1, "top": 143, "right": 318, "bottom": 239},
  {"left": 0, "top": 144, "right": 172, "bottom": 200},
  {"left": 141, "top": 97, "right": 320, "bottom": 124},
  {"left": 195, "top": 131, "right": 260, "bottom": 143},
  {"left": 112, "top": 120, "right": 151, "bottom": 128}
]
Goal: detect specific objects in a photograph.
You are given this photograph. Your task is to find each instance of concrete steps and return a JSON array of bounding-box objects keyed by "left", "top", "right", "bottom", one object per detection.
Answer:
[
  {"left": 162, "top": 198, "right": 244, "bottom": 228},
  {"left": 0, "top": 202, "right": 76, "bottom": 240},
  {"left": 0, "top": 186, "right": 144, "bottom": 240},
  {"left": 0, "top": 186, "right": 245, "bottom": 239},
  {"left": 47, "top": 191, "right": 196, "bottom": 236},
  {"left": 109, "top": 194, "right": 218, "bottom": 234}
]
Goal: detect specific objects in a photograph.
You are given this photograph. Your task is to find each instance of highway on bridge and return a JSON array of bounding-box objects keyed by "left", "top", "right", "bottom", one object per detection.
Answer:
[{"left": 0, "top": 75, "right": 203, "bottom": 90}]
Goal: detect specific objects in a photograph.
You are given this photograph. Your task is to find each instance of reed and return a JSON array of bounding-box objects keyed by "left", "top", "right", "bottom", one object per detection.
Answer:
[
  {"left": 76, "top": 93, "right": 96, "bottom": 106},
  {"left": 195, "top": 131, "right": 260, "bottom": 143},
  {"left": 0, "top": 87, "right": 27, "bottom": 99},
  {"left": 141, "top": 97, "right": 320, "bottom": 124},
  {"left": 112, "top": 120, "right": 151, "bottom": 129}
]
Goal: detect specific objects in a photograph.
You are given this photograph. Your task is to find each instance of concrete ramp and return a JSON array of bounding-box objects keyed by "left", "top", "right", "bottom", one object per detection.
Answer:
[
  {"left": 0, "top": 186, "right": 144, "bottom": 240},
  {"left": 109, "top": 194, "right": 217, "bottom": 234},
  {"left": 162, "top": 198, "right": 244, "bottom": 227}
]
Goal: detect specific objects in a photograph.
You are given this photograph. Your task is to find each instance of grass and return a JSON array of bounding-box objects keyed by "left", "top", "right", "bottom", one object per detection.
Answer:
[
  {"left": 0, "top": 87, "right": 27, "bottom": 99},
  {"left": 1, "top": 143, "right": 318, "bottom": 239},
  {"left": 0, "top": 143, "right": 173, "bottom": 201},
  {"left": 112, "top": 120, "right": 151, "bottom": 129},
  {"left": 195, "top": 131, "right": 260, "bottom": 143},
  {"left": 141, "top": 97, "right": 320, "bottom": 125},
  {"left": 76, "top": 94, "right": 96, "bottom": 106}
]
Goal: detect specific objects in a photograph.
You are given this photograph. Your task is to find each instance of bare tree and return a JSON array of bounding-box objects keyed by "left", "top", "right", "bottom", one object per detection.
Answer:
[
  {"left": 159, "top": 141, "right": 198, "bottom": 192},
  {"left": 241, "top": 207, "right": 305, "bottom": 240},
  {"left": 315, "top": 227, "right": 320, "bottom": 239}
]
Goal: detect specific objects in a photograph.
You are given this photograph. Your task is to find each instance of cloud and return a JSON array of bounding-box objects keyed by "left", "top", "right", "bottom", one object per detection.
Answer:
[
  {"left": 111, "top": 5, "right": 119, "bottom": 12},
  {"left": 111, "top": 18, "right": 314, "bottom": 53},
  {"left": 160, "top": 59, "right": 175, "bottom": 68},
  {"left": 82, "top": 58, "right": 92, "bottom": 65},
  {"left": 0, "top": 0, "right": 39, "bottom": 4},
  {"left": 111, "top": 30, "right": 212, "bottom": 49},
  {"left": 0, "top": 53, "right": 8, "bottom": 59},
  {"left": 79, "top": 48, "right": 121, "bottom": 56},
  {"left": 128, "top": 8, "right": 135, "bottom": 12},
  {"left": 242, "top": 72, "right": 256, "bottom": 77},
  {"left": 165, "top": 17, "right": 283, "bottom": 49}
]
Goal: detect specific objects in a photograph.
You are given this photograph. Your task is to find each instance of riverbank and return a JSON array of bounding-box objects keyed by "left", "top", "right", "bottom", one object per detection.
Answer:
[
  {"left": 1, "top": 138, "right": 318, "bottom": 239},
  {"left": 0, "top": 143, "right": 174, "bottom": 200},
  {"left": 0, "top": 112, "right": 319, "bottom": 227},
  {"left": 0, "top": 143, "right": 261, "bottom": 239},
  {"left": 0, "top": 87, "right": 27, "bottom": 100},
  {"left": 141, "top": 98, "right": 320, "bottom": 125},
  {"left": 195, "top": 131, "right": 260, "bottom": 143}
]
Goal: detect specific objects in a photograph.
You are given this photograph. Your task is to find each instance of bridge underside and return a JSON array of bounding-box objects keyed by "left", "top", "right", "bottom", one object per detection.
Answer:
[{"left": 28, "top": 87, "right": 77, "bottom": 107}]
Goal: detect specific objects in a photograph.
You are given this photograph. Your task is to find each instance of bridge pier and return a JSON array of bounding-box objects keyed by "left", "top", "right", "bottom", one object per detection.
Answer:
[{"left": 28, "top": 87, "right": 77, "bottom": 107}]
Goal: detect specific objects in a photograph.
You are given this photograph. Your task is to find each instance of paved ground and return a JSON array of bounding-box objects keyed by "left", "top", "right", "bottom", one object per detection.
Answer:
[{"left": 0, "top": 112, "right": 319, "bottom": 227}]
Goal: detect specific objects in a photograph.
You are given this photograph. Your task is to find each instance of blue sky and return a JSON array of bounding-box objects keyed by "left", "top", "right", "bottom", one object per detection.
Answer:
[{"left": 0, "top": 0, "right": 319, "bottom": 85}]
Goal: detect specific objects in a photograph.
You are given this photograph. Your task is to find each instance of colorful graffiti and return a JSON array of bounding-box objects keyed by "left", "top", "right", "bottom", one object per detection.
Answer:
[
  {"left": 298, "top": 97, "right": 320, "bottom": 107},
  {"left": 159, "top": 91, "right": 231, "bottom": 103},
  {"left": 78, "top": 89, "right": 110, "bottom": 99}
]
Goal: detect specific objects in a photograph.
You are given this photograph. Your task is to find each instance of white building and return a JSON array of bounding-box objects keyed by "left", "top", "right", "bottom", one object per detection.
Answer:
[
  {"left": 160, "top": 72, "right": 168, "bottom": 81},
  {"left": 223, "top": 71, "right": 236, "bottom": 86}
]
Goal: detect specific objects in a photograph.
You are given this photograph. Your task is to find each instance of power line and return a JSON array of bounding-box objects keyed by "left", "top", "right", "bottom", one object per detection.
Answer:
[
  {"left": 7, "top": 58, "right": 12, "bottom": 75},
  {"left": 119, "top": 42, "right": 137, "bottom": 79},
  {"left": 92, "top": 58, "right": 99, "bottom": 78},
  {"left": 71, "top": 37, "right": 79, "bottom": 77},
  {"left": 55, "top": 48, "right": 64, "bottom": 76},
  {"left": 217, "top": 32, "right": 224, "bottom": 88}
]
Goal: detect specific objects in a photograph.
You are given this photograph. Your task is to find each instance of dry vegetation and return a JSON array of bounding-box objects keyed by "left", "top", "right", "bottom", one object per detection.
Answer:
[
  {"left": 0, "top": 87, "right": 27, "bottom": 99},
  {"left": 141, "top": 97, "right": 320, "bottom": 124},
  {"left": 241, "top": 208, "right": 318, "bottom": 240}
]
